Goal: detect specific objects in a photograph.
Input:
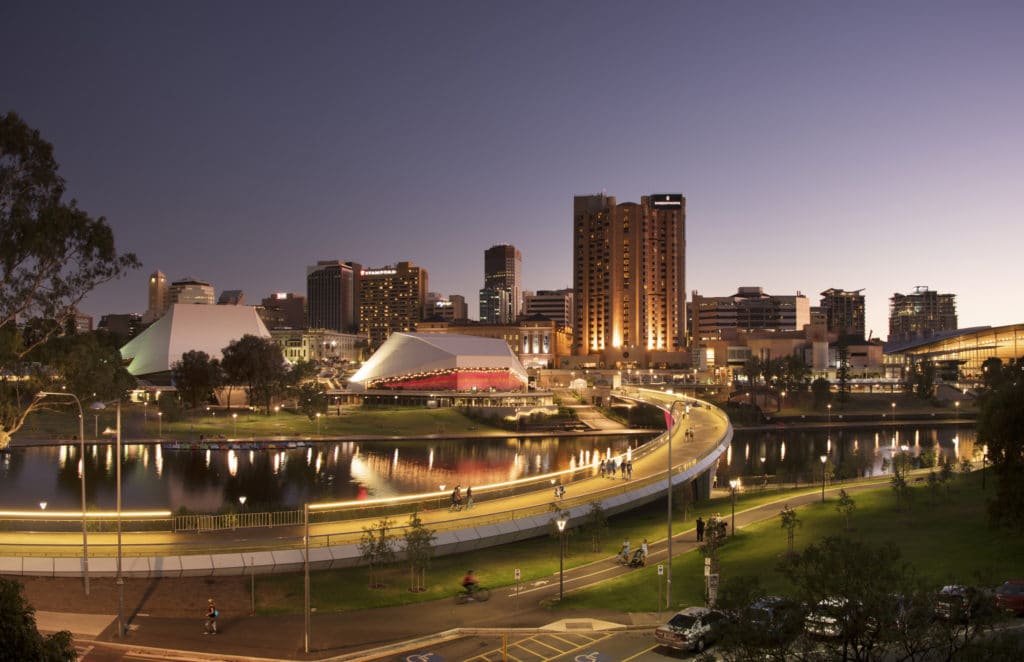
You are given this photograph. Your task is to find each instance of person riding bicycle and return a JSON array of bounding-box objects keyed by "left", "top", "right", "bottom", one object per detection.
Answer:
[{"left": 461, "top": 569, "right": 479, "bottom": 594}]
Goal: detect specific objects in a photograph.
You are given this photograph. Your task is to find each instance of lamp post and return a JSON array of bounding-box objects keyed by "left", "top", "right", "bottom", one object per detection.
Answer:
[
  {"left": 760, "top": 456, "right": 767, "bottom": 486},
  {"left": 556, "top": 516, "right": 568, "bottom": 600},
  {"left": 304, "top": 502, "right": 311, "bottom": 653},
  {"left": 232, "top": 412, "right": 238, "bottom": 438},
  {"left": 955, "top": 400, "right": 960, "bottom": 425},
  {"left": 665, "top": 399, "right": 689, "bottom": 609},
  {"left": 982, "top": 445, "right": 988, "bottom": 490},
  {"left": 39, "top": 391, "right": 90, "bottom": 596},
  {"left": 157, "top": 411, "right": 162, "bottom": 438},
  {"left": 316, "top": 412, "right": 322, "bottom": 436},
  {"left": 728, "top": 479, "right": 738, "bottom": 536},
  {"left": 98, "top": 400, "right": 125, "bottom": 638},
  {"left": 40, "top": 501, "right": 47, "bottom": 511},
  {"left": 819, "top": 454, "right": 828, "bottom": 502},
  {"left": 827, "top": 403, "right": 832, "bottom": 426}
]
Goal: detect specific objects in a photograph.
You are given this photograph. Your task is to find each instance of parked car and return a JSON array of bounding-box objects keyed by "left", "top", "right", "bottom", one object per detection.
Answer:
[
  {"left": 655, "top": 606, "right": 727, "bottom": 652},
  {"left": 994, "top": 580, "right": 1024, "bottom": 616},
  {"left": 934, "top": 585, "right": 973, "bottom": 621},
  {"left": 805, "top": 597, "right": 850, "bottom": 638},
  {"left": 743, "top": 595, "right": 805, "bottom": 646}
]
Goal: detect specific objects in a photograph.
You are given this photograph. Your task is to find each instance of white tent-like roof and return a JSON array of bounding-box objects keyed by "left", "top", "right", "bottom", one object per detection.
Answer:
[
  {"left": 120, "top": 303, "right": 271, "bottom": 376},
  {"left": 350, "top": 332, "right": 528, "bottom": 387}
]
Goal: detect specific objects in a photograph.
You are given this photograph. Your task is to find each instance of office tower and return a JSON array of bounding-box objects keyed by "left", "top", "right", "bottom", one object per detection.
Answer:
[
  {"left": 217, "top": 290, "right": 245, "bottom": 305},
  {"left": 820, "top": 288, "right": 866, "bottom": 339},
  {"left": 479, "top": 244, "right": 521, "bottom": 324},
  {"left": 523, "top": 289, "right": 573, "bottom": 327},
  {"left": 888, "top": 286, "right": 957, "bottom": 342},
  {"left": 306, "top": 261, "right": 361, "bottom": 333},
  {"left": 260, "top": 292, "right": 307, "bottom": 330},
  {"left": 143, "top": 270, "right": 169, "bottom": 323},
  {"left": 169, "top": 277, "right": 215, "bottom": 305},
  {"left": 573, "top": 193, "right": 686, "bottom": 361},
  {"left": 690, "top": 287, "right": 811, "bottom": 340},
  {"left": 448, "top": 294, "right": 468, "bottom": 321},
  {"left": 359, "top": 261, "right": 428, "bottom": 349},
  {"left": 427, "top": 293, "right": 468, "bottom": 322}
]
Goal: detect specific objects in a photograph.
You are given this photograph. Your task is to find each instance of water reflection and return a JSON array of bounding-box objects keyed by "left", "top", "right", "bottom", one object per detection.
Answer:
[
  {"left": 723, "top": 425, "right": 978, "bottom": 485},
  {"left": 0, "top": 434, "right": 649, "bottom": 512}
]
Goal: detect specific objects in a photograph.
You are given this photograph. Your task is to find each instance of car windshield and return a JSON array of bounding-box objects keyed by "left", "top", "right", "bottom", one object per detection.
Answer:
[
  {"left": 667, "top": 614, "right": 698, "bottom": 629},
  {"left": 998, "top": 583, "right": 1024, "bottom": 595}
]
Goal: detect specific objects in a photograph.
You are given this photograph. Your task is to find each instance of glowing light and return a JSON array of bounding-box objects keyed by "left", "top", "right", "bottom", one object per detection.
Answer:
[{"left": 228, "top": 450, "right": 238, "bottom": 477}]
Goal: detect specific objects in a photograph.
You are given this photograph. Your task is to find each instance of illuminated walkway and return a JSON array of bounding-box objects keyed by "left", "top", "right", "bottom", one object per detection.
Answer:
[{"left": 0, "top": 389, "right": 732, "bottom": 578}]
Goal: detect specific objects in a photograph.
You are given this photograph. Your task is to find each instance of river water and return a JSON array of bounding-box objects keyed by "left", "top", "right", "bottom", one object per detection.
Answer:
[{"left": 0, "top": 424, "right": 978, "bottom": 513}]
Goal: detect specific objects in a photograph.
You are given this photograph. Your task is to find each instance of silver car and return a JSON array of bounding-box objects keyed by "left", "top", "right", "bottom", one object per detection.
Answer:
[{"left": 655, "top": 606, "right": 726, "bottom": 652}]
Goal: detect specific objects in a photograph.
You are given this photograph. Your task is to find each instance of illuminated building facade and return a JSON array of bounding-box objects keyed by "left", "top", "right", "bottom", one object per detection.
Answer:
[
  {"left": 888, "top": 286, "right": 957, "bottom": 343},
  {"left": 143, "top": 270, "right": 169, "bottom": 323},
  {"left": 479, "top": 244, "right": 521, "bottom": 324},
  {"left": 572, "top": 193, "right": 686, "bottom": 365},
  {"left": 690, "top": 287, "right": 811, "bottom": 341},
  {"left": 306, "top": 260, "right": 361, "bottom": 333},
  {"left": 523, "top": 289, "right": 573, "bottom": 327},
  {"left": 169, "top": 277, "right": 215, "bottom": 305},
  {"left": 820, "top": 288, "right": 866, "bottom": 340},
  {"left": 359, "top": 261, "right": 428, "bottom": 350}
]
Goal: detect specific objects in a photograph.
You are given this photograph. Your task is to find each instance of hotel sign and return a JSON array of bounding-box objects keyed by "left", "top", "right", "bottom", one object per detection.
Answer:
[{"left": 651, "top": 194, "right": 683, "bottom": 208}]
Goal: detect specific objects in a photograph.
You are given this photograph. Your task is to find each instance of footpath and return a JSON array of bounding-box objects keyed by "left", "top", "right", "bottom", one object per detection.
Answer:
[{"left": 25, "top": 478, "right": 893, "bottom": 662}]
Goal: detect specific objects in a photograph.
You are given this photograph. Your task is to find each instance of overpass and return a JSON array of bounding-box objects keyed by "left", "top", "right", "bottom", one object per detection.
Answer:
[{"left": 0, "top": 389, "right": 732, "bottom": 579}]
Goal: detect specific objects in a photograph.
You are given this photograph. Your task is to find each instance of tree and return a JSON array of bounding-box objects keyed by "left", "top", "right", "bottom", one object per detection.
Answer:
[
  {"left": 976, "top": 358, "right": 1024, "bottom": 528},
  {"left": 294, "top": 381, "right": 328, "bottom": 420},
  {"left": 1, "top": 112, "right": 139, "bottom": 447},
  {"left": 780, "top": 505, "right": 801, "bottom": 556},
  {"left": 835, "top": 489, "right": 856, "bottom": 531},
  {"left": 581, "top": 501, "right": 608, "bottom": 552},
  {"left": 171, "top": 350, "right": 222, "bottom": 408},
  {"left": 0, "top": 577, "right": 76, "bottom": 662},
  {"left": 358, "top": 517, "right": 396, "bottom": 589},
  {"left": 811, "top": 377, "right": 831, "bottom": 410},
  {"left": 402, "top": 511, "right": 435, "bottom": 593},
  {"left": 220, "top": 335, "right": 288, "bottom": 413}
]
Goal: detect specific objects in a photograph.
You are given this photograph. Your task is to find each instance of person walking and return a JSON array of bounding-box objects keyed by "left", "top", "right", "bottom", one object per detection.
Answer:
[
  {"left": 696, "top": 516, "right": 705, "bottom": 542},
  {"left": 204, "top": 598, "right": 218, "bottom": 634},
  {"left": 465, "top": 486, "right": 474, "bottom": 510},
  {"left": 599, "top": 459, "right": 606, "bottom": 478}
]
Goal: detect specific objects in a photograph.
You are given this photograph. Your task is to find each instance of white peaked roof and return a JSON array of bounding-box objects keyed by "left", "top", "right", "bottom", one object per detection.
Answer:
[
  {"left": 350, "top": 332, "right": 528, "bottom": 385},
  {"left": 120, "top": 303, "right": 271, "bottom": 376}
]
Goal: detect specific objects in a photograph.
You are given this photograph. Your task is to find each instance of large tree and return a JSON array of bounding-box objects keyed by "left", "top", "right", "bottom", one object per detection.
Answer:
[
  {"left": 171, "top": 350, "right": 222, "bottom": 408},
  {"left": 220, "top": 335, "right": 288, "bottom": 413},
  {"left": 976, "top": 358, "right": 1024, "bottom": 528},
  {"left": 0, "top": 577, "right": 76, "bottom": 662},
  {"left": 1, "top": 112, "right": 139, "bottom": 446}
]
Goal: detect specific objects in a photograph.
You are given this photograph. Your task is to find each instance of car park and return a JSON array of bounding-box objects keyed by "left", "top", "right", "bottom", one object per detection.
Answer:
[
  {"left": 994, "top": 580, "right": 1024, "bottom": 616},
  {"left": 655, "top": 606, "right": 727, "bottom": 652}
]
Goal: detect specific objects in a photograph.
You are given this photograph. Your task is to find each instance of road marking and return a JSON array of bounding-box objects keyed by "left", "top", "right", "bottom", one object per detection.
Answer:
[{"left": 620, "top": 644, "right": 659, "bottom": 661}]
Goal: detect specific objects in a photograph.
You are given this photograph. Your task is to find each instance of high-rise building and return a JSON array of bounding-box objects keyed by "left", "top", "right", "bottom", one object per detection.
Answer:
[
  {"left": 573, "top": 193, "right": 686, "bottom": 362},
  {"left": 143, "top": 270, "right": 169, "bottom": 323},
  {"left": 260, "top": 292, "right": 306, "bottom": 330},
  {"left": 690, "top": 287, "right": 811, "bottom": 341},
  {"left": 169, "top": 277, "right": 215, "bottom": 305},
  {"left": 523, "top": 289, "right": 573, "bottom": 327},
  {"left": 217, "top": 290, "right": 245, "bottom": 305},
  {"left": 819, "top": 288, "right": 866, "bottom": 339},
  {"left": 426, "top": 293, "right": 468, "bottom": 322},
  {"left": 306, "top": 261, "right": 361, "bottom": 333},
  {"left": 479, "top": 244, "right": 521, "bottom": 324},
  {"left": 359, "top": 261, "right": 428, "bottom": 349},
  {"left": 888, "top": 286, "right": 957, "bottom": 343}
]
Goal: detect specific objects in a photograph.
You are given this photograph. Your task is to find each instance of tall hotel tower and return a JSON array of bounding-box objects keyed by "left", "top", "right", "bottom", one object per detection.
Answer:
[
  {"left": 573, "top": 193, "right": 686, "bottom": 364},
  {"left": 479, "top": 244, "right": 522, "bottom": 324},
  {"left": 307, "top": 260, "right": 362, "bottom": 333}
]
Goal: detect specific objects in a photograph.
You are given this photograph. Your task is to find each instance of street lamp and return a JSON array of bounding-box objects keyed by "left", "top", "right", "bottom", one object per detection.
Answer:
[
  {"left": 556, "top": 516, "right": 568, "bottom": 600},
  {"left": 827, "top": 403, "right": 832, "bottom": 426},
  {"left": 665, "top": 398, "right": 689, "bottom": 608},
  {"left": 38, "top": 391, "right": 90, "bottom": 596},
  {"left": 316, "top": 412, "right": 322, "bottom": 436},
  {"left": 239, "top": 495, "right": 247, "bottom": 511},
  {"left": 39, "top": 501, "right": 47, "bottom": 511},
  {"left": 728, "top": 479, "right": 738, "bottom": 536},
  {"left": 303, "top": 502, "right": 311, "bottom": 654},
  {"left": 97, "top": 400, "right": 125, "bottom": 638},
  {"left": 819, "top": 454, "right": 828, "bottom": 502},
  {"left": 157, "top": 411, "right": 162, "bottom": 438},
  {"left": 232, "top": 412, "right": 238, "bottom": 438},
  {"left": 760, "top": 456, "right": 767, "bottom": 486},
  {"left": 955, "top": 400, "right": 960, "bottom": 424}
]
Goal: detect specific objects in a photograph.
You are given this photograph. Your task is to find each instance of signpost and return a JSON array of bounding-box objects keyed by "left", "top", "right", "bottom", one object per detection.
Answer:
[{"left": 657, "top": 564, "right": 664, "bottom": 615}]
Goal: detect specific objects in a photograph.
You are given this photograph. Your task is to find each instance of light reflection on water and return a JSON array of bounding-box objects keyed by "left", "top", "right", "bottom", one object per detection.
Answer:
[
  {"left": 0, "top": 434, "right": 650, "bottom": 512},
  {"left": 724, "top": 425, "right": 978, "bottom": 485}
]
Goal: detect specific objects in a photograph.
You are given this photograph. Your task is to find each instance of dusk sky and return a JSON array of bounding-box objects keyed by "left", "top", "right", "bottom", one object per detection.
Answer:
[{"left": 4, "top": 1, "right": 1022, "bottom": 341}]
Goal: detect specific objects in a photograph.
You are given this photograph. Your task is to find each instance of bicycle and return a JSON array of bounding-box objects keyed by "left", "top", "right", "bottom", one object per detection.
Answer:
[{"left": 454, "top": 584, "right": 491, "bottom": 604}]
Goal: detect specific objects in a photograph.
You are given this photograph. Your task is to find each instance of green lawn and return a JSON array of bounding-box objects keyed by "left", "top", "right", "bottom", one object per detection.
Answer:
[{"left": 253, "top": 471, "right": 1018, "bottom": 615}]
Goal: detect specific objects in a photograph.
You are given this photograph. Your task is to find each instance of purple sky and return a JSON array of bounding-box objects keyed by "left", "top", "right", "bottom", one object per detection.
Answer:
[{"left": 4, "top": 1, "right": 1022, "bottom": 341}]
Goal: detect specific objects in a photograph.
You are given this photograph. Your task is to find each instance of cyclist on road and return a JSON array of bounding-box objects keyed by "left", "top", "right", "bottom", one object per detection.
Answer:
[{"left": 461, "top": 569, "right": 479, "bottom": 594}]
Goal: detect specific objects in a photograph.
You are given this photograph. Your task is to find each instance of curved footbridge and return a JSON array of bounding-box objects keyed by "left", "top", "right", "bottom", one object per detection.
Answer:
[{"left": 0, "top": 389, "right": 732, "bottom": 579}]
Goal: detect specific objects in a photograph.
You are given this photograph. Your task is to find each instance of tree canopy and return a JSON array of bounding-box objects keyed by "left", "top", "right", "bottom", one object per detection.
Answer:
[
  {"left": 976, "top": 357, "right": 1024, "bottom": 528},
  {"left": 1, "top": 112, "right": 139, "bottom": 446}
]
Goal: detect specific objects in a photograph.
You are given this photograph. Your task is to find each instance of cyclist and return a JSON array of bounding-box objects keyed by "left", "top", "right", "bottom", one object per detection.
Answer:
[{"left": 461, "top": 569, "right": 479, "bottom": 595}]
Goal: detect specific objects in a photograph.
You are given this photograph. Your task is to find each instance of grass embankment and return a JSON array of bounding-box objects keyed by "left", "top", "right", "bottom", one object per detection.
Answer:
[
  {"left": 253, "top": 470, "right": 1019, "bottom": 615},
  {"left": 14, "top": 406, "right": 504, "bottom": 442}
]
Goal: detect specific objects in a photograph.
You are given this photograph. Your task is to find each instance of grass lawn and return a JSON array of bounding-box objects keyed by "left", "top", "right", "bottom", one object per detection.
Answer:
[
  {"left": 252, "top": 470, "right": 1021, "bottom": 615},
  {"left": 13, "top": 405, "right": 505, "bottom": 441}
]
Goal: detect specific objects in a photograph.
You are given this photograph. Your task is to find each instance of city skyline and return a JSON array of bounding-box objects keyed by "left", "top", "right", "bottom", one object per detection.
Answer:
[{"left": 4, "top": 1, "right": 1022, "bottom": 340}]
